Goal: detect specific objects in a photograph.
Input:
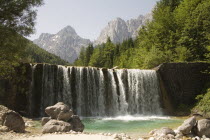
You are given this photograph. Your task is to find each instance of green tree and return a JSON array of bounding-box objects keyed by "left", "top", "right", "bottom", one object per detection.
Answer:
[
  {"left": 0, "top": 0, "right": 44, "bottom": 79},
  {"left": 0, "top": 0, "right": 43, "bottom": 36},
  {"left": 74, "top": 47, "right": 86, "bottom": 66},
  {"left": 175, "top": 0, "right": 210, "bottom": 61},
  {"left": 85, "top": 44, "right": 94, "bottom": 66},
  {"left": 89, "top": 45, "right": 105, "bottom": 67}
]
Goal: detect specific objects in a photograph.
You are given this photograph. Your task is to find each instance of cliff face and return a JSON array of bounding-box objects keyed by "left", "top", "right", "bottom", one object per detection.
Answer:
[
  {"left": 156, "top": 62, "right": 210, "bottom": 115},
  {"left": 94, "top": 14, "right": 152, "bottom": 45},
  {"left": 34, "top": 26, "right": 91, "bottom": 63}
]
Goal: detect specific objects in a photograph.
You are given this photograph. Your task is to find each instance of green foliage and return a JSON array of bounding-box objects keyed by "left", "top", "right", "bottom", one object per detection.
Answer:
[
  {"left": 192, "top": 87, "right": 210, "bottom": 116},
  {"left": 24, "top": 41, "right": 69, "bottom": 65},
  {"left": 0, "top": 0, "right": 44, "bottom": 36},
  {"left": 74, "top": 44, "right": 94, "bottom": 66},
  {"left": 74, "top": 38, "right": 139, "bottom": 69},
  {"left": 0, "top": 27, "right": 28, "bottom": 79},
  {"left": 175, "top": 0, "right": 210, "bottom": 61},
  {"left": 0, "top": 0, "right": 43, "bottom": 79}
]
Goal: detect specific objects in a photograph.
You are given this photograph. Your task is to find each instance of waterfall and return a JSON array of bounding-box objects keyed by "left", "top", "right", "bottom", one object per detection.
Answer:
[{"left": 30, "top": 64, "right": 162, "bottom": 117}]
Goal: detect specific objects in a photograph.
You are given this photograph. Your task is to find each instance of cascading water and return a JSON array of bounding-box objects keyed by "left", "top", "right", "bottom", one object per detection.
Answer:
[{"left": 29, "top": 64, "right": 162, "bottom": 117}]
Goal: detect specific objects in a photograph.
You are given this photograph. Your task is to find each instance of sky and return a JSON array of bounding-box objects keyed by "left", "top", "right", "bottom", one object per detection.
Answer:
[{"left": 29, "top": 0, "right": 159, "bottom": 41}]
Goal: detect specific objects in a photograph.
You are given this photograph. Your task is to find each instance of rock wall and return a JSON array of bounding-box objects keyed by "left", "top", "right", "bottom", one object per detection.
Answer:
[
  {"left": 0, "top": 63, "right": 32, "bottom": 116},
  {"left": 156, "top": 62, "right": 210, "bottom": 115}
]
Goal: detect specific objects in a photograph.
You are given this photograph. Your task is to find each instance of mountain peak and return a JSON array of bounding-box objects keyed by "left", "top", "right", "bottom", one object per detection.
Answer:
[
  {"left": 58, "top": 25, "right": 77, "bottom": 36},
  {"left": 34, "top": 26, "right": 90, "bottom": 63}
]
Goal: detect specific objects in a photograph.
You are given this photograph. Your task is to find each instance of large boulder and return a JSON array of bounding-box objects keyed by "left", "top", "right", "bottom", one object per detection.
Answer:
[
  {"left": 2, "top": 111, "right": 25, "bottom": 132},
  {"left": 68, "top": 115, "right": 84, "bottom": 132},
  {"left": 0, "top": 105, "right": 25, "bottom": 133},
  {"left": 195, "top": 119, "right": 210, "bottom": 137},
  {"left": 177, "top": 116, "right": 196, "bottom": 135},
  {"left": 45, "top": 102, "right": 73, "bottom": 121},
  {"left": 42, "top": 119, "right": 72, "bottom": 134},
  {"left": 41, "top": 117, "right": 51, "bottom": 126}
]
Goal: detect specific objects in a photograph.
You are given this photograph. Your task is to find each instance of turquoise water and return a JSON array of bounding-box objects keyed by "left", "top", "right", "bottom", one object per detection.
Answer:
[{"left": 82, "top": 116, "right": 184, "bottom": 137}]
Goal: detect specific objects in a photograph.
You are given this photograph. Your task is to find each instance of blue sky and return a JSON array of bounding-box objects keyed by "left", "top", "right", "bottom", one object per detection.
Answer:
[{"left": 29, "top": 0, "right": 159, "bottom": 41}]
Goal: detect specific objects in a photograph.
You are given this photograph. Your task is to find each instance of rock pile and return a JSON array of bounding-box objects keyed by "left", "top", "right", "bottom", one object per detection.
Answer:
[
  {"left": 0, "top": 105, "right": 25, "bottom": 133},
  {"left": 42, "top": 102, "right": 84, "bottom": 134},
  {"left": 147, "top": 115, "right": 210, "bottom": 140}
]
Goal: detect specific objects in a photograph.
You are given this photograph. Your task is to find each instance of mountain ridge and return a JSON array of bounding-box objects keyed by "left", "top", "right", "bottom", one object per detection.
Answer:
[
  {"left": 34, "top": 13, "right": 152, "bottom": 63},
  {"left": 34, "top": 25, "right": 91, "bottom": 63}
]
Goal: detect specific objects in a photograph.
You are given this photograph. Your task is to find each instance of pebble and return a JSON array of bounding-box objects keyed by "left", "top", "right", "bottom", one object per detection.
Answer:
[
  {"left": 107, "top": 133, "right": 111, "bottom": 136},
  {"left": 148, "top": 137, "right": 155, "bottom": 140},
  {"left": 113, "top": 134, "right": 119, "bottom": 139},
  {"left": 193, "top": 136, "right": 201, "bottom": 140},
  {"left": 149, "top": 129, "right": 157, "bottom": 135},
  {"left": 203, "top": 135, "right": 207, "bottom": 139},
  {"left": 72, "top": 131, "right": 77, "bottom": 134}
]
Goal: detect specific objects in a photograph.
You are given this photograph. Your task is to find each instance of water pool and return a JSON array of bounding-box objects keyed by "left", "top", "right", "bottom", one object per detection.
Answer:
[{"left": 82, "top": 116, "right": 185, "bottom": 138}]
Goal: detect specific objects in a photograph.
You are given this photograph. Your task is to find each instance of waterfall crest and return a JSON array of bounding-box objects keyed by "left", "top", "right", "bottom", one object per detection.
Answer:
[{"left": 30, "top": 64, "right": 162, "bottom": 117}]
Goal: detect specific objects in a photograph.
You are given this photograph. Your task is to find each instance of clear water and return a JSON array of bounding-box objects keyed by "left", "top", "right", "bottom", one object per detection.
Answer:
[{"left": 82, "top": 116, "right": 184, "bottom": 138}]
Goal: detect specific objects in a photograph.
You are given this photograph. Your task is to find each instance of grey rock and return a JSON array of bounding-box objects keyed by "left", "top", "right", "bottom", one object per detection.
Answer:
[
  {"left": 57, "top": 110, "right": 73, "bottom": 122},
  {"left": 148, "top": 137, "right": 155, "bottom": 140},
  {"left": 177, "top": 116, "right": 197, "bottom": 135},
  {"left": 154, "top": 127, "right": 175, "bottom": 136},
  {"left": 0, "top": 105, "right": 10, "bottom": 124},
  {"left": 42, "top": 119, "right": 72, "bottom": 134},
  {"left": 94, "top": 18, "right": 130, "bottom": 45},
  {"left": 94, "top": 14, "right": 152, "bottom": 45},
  {"left": 68, "top": 115, "right": 84, "bottom": 132},
  {"left": 34, "top": 26, "right": 91, "bottom": 63},
  {"left": 175, "top": 133, "right": 183, "bottom": 139},
  {"left": 45, "top": 102, "right": 73, "bottom": 121},
  {"left": 167, "top": 134, "right": 175, "bottom": 139},
  {"left": 41, "top": 117, "right": 51, "bottom": 126},
  {"left": 2, "top": 111, "right": 25, "bottom": 133},
  {"left": 196, "top": 119, "right": 210, "bottom": 137},
  {"left": 149, "top": 129, "right": 157, "bottom": 135}
]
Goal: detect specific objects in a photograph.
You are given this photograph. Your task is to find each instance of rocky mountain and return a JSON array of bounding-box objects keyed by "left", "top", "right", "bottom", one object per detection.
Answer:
[
  {"left": 34, "top": 14, "right": 152, "bottom": 63},
  {"left": 34, "top": 26, "right": 91, "bottom": 63},
  {"left": 94, "top": 14, "right": 152, "bottom": 45}
]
